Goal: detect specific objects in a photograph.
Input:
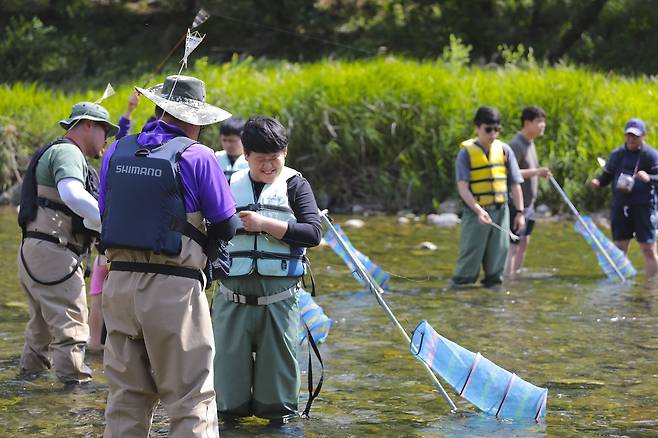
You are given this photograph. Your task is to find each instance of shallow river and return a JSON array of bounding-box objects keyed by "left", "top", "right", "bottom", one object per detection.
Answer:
[{"left": 0, "top": 206, "right": 656, "bottom": 437}]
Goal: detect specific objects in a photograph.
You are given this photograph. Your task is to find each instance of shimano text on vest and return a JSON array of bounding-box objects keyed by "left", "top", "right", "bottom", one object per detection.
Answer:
[{"left": 115, "top": 164, "right": 163, "bottom": 177}]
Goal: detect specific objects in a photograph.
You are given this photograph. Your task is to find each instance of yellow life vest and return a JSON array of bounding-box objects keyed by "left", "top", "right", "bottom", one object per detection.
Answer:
[{"left": 462, "top": 138, "right": 507, "bottom": 206}]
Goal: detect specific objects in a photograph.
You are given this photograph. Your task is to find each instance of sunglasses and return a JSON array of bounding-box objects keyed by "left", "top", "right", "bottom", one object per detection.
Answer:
[
  {"left": 483, "top": 125, "right": 502, "bottom": 133},
  {"left": 96, "top": 123, "right": 110, "bottom": 139}
]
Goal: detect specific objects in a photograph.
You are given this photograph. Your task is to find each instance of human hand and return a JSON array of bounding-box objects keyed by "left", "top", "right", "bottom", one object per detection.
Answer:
[
  {"left": 591, "top": 178, "right": 600, "bottom": 189},
  {"left": 239, "top": 211, "right": 266, "bottom": 233},
  {"left": 635, "top": 170, "right": 650, "bottom": 183},
  {"left": 477, "top": 209, "right": 492, "bottom": 225},
  {"left": 513, "top": 213, "right": 526, "bottom": 234},
  {"left": 537, "top": 167, "right": 552, "bottom": 178},
  {"left": 123, "top": 92, "right": 140, "bottom": 118}
]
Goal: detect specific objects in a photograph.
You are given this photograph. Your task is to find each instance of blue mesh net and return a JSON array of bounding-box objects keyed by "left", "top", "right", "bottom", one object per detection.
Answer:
[
  {"left": 410, "top": 320, "right": 547, "bottom": 420},
  {"left": 574, "top": 216, "right": 636, "bottom": 280},
  {"left": 298, "top": 288, "right": 332, "bottom": 345},
  {"left": 324, "top": 224, "right": 390, "bottom": 290}
]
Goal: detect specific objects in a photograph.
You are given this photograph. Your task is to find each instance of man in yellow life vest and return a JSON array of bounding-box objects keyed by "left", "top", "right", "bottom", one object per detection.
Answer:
[{"left": 451, "top": 106, "right": 525, "bottom": 288}]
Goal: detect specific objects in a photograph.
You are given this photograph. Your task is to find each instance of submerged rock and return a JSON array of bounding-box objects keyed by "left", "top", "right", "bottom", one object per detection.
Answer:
[
  {"left": 438, "top": 198, "right": 460, "bottom": 214},
  {"left": 343, "top": 218, "right": 365, "bottom": 229},
  {"left": 417, "top": 241, "right": 438, "bottom": 251},
  {"left": 427, "top": 213, "right": 460, "bottom": 227}
]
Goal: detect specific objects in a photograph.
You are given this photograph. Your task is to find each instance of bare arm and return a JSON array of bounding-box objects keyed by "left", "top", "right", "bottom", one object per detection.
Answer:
[
  {"left": 520, "top": 167, "right": 551, "bottom": 178},
  {"left": 457, "top": 180, "right": 491, "bottom": 225},
  {"left": 510, "top": 183, "right": 526, "bottom": 231}
]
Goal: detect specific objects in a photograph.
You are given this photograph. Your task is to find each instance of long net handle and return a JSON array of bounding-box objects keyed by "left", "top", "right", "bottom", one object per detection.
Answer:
[
  {"left": 549, "top": 176, "right": 626, "bottom": 281},
  {"left": 320, "top": 211, "right": 457, "bottom": 410}
]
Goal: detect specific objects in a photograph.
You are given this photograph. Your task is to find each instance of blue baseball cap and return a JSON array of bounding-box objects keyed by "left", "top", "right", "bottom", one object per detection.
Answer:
[{"left": 624, "top": 118, "right": 646, "bottom": 136}]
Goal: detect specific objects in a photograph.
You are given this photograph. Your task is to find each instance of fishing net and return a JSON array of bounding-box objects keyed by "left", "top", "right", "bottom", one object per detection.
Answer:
[
  {"left": 324, "top": 224, "right": 390, "bottom": 290},
  {"left": 410, "top": 320, "right": 547, "bottom": 420},
  {"left": 298, "top": 288, "right": 332, "bottom": 345},
  {"left": 574, "top": 216, "right": 636, "bottom": 280}
]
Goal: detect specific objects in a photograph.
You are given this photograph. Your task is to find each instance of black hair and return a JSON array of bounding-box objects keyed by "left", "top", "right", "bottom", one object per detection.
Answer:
[
  {"left": 520, "top": 105, "right": 546, "bottom": 125},
  {"left": 473, "top": 106, "right": 501, "bottom": 126},
  {"left": 241, "top": 116, "right": 288, "bottom": 153},
  {"left": 220, "top": 117, "right": 245, "bottom": 136},
  {"left": 146, "top": 106, "right": 165, "bottom": 124}
]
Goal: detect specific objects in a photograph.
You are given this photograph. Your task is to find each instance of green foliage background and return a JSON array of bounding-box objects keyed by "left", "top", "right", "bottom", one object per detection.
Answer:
[{"left": 2, "top": 55, "right": 657, "bottom": 212}]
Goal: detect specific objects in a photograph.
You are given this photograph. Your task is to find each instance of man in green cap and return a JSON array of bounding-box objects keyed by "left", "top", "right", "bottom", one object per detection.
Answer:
[{"left": 17, "top": 101, "right": 118, "bottom": 384}]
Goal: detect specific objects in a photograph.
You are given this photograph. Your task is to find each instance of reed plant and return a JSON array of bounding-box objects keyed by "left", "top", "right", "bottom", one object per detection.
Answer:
[{"left": 2, "top": 56, "right": 658, "bottom": 212}]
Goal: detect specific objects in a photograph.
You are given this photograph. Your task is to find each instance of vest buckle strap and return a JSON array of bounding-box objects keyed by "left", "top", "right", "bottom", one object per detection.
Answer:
[
  {"left": 220, "top": 284, "right": 298, "bottom": 306},
  {"left": 23, "top": 230, "right": 84, "bottom": 256}
]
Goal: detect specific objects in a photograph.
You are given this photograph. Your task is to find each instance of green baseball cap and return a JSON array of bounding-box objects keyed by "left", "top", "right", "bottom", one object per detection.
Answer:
[{"left": 59, "top": 101, "right": 119, "bottom": 137}]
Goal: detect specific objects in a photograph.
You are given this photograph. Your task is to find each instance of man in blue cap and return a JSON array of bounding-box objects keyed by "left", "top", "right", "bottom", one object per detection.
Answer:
[{"left": 592, "top": 118, "right": 658, "bottom": 276}]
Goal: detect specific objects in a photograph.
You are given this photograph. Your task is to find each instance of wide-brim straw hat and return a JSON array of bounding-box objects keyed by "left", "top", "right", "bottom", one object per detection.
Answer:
[{"left": 135, "top": 75, "right": 231, "bottom": 126}]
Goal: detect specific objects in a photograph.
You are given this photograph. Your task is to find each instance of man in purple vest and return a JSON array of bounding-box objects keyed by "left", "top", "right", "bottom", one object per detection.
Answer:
[{"left": 98, "top": 75, "right": 239, "bottom": 437}]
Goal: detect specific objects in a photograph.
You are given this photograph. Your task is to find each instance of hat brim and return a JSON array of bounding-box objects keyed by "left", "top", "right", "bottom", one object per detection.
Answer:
[
  {"left": 625, "top": 127, "right": 644, "bottom": 136},
  {"left": 59, "top": 116, "right": 120, "bottom": 137},
  {"left": 135, "top": 85, "right": 231, "bottom": 126}
]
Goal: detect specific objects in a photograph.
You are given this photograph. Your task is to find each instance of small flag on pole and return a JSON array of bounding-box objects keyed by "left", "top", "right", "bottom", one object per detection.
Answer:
[
  {"left": 182, "top": 29, "right": 205, "bottom": 67},
  {"left": 324, "top": 224, "right": 390, "bottom": 290},
  {"left": 95, "top": 83, "right": 115, "bottom": 104},
  {"left": 192, "top": 8, "right": 210, "bottom": 29}
]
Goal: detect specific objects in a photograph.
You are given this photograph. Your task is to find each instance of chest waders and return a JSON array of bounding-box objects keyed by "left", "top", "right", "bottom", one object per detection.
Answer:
[
  {"left": 18, "top": 139, "right": 98, "bottom": 285},
  {"left": 220, "top": 167, "right": 323, "bottom": 418}
]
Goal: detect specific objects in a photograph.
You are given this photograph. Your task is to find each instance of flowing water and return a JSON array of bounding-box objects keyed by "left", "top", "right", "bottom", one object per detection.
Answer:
[{"left": 0, "top": 205, "right": 657, "bottom": 437}]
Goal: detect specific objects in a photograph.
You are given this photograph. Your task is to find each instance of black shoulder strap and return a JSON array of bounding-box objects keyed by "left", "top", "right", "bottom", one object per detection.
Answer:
[
  {"left": 167, "top": 137, "right": 206, "bottom": 250},
  {"left": 18, "top": 138, "right": 75, "bottom": 230}
]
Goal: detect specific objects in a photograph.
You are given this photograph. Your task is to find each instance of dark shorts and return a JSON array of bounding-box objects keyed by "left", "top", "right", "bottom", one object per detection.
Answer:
[
  {"left": 509, "top": 205, "right": 536, "bottom": 244},
  {"left": 611, "top": 203, "right": 657, "bottom": 243}
]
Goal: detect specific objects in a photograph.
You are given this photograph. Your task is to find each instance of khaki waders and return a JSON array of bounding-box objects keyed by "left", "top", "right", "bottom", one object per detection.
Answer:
[
  {"left": 102, "top": 212, "right": 219, "bottom": 438},
  {"left": 18, "top": 185, "right": 92, "bottom": 383}
]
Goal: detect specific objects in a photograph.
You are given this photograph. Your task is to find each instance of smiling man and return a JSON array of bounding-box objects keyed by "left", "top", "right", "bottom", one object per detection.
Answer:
[
  {"left": 451, "top": 105, "right": 525, "bottom": 288},
  {"left": 213, "top": 116, "right": 322, "bottom": 427},
  {"left": 591, "top": 118, "right": 658, "bottom": 277}
]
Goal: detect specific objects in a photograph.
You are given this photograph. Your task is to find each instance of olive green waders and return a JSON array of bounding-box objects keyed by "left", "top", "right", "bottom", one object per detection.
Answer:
[
  {"left": 452, "top": 205, "right": 510, "bottom": 287},
  {"left": 213, "top": 276, "right": 301, "bottom": 422}
]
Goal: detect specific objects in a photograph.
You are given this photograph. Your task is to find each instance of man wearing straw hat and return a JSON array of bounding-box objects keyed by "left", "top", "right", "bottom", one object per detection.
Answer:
[
  {"left": 99, "top": 75, "right": 238, "bottom": 437},
  {"left": 17, "top": 102, "right": 118, "bottom": 384}
]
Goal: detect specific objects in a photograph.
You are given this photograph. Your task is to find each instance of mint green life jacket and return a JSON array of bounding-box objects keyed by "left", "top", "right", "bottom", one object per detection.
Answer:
[
  {"left": 215, "top": 150, "right": 249, "bottom": 180},
  {"left": 227, "top": 166, "right": 306, "bottom": 277}
]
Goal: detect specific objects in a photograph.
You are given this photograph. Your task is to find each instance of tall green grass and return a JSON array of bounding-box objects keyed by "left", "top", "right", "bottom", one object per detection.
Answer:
[{"left": 2, "top": 56, "right": 658, "bottom": 212}]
